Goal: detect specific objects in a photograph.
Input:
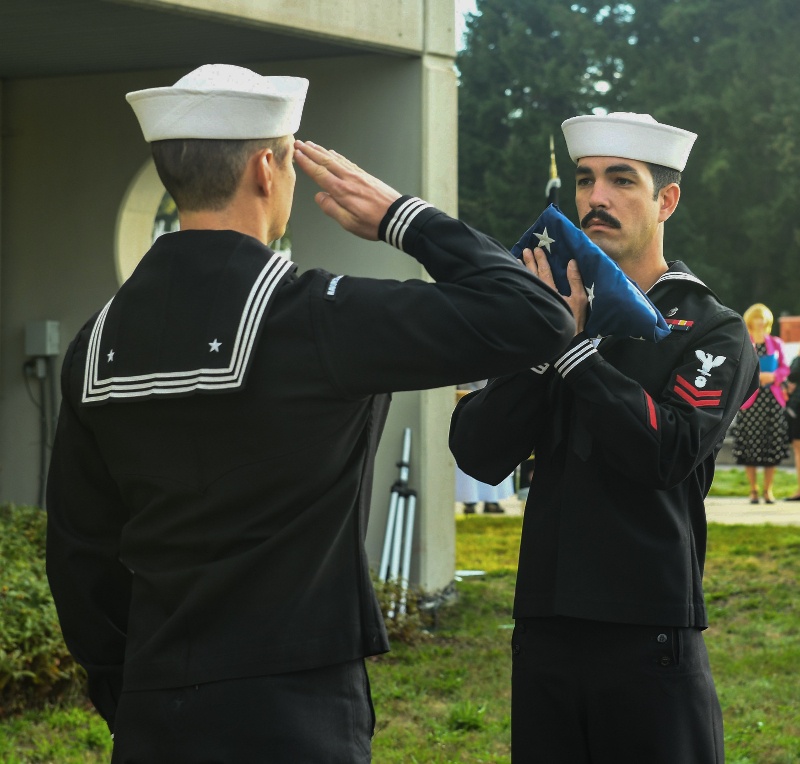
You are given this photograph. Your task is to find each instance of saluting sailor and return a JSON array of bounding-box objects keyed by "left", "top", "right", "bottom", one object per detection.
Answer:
[
  {"left": 451, "top": 112, "right": 759, "bottom": 763},
  {"left": 45, "top": 64, "right": 574, "bottom": 762}
]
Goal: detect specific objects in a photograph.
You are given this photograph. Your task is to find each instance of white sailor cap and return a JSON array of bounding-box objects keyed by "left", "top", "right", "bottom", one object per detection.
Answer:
[
  {"left": 561, "top": 112, "right": 697, "bottom": 171},
  {"left": 126, "top": 64, "right": 309, "bottom": 142}
]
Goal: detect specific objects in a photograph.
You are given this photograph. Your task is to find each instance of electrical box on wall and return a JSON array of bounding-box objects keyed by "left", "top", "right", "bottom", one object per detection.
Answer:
[{"left": 25, "top": 320, "right": 61, "bottom": 357}]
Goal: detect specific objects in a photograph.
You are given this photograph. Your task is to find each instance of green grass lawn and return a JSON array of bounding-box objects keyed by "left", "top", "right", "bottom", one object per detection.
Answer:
[
  {"left": 709, "top": 466, "right": 800, "bottom": 498},
  {"left": 2, "top": 504, "right": 799, "bottom": 762},
  {"left": 369, "top": 518, "right": 800, "bottom": 764}
]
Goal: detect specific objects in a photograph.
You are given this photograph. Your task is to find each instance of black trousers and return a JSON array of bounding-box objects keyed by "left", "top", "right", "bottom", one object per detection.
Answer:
[
  {"left": 511, "top": 617, "right": 724, "bottom": 763},
  {"left": 110, "top": 659, "right": 375, "bottom": 764}
]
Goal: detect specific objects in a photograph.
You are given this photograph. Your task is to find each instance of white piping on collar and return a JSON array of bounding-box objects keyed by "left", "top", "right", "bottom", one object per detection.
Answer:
[
  {"left": 647, "top": 270, "right": 707, "bottom": 294},
  {"left": 82, "top": 253, "right": 293, "bottom": 403}
]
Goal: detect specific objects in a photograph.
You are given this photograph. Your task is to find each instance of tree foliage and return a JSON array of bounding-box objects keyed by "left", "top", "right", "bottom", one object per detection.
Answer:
[{"left": 458, "top": 0, "right": 800, "bottom": 315}]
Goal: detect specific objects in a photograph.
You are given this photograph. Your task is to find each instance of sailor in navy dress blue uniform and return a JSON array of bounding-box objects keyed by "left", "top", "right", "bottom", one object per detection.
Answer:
[
  {"left": 45, "top": 65, "right": 574, "bottom": 763},
  {"left": 451, "top": 112, "right": 759, "bottom": 763}
]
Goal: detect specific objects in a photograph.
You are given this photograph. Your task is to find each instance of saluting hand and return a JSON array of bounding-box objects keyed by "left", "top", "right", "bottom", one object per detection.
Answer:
[
  {"left": 294, "top": 140, "right": 401, "bottom": 241},
  {"left": 522, "top": 247, "right": 588, "bottom": 335}
]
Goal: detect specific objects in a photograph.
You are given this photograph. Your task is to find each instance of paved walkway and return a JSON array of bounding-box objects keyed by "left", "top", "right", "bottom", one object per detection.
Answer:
[{"left": 457, "top": 495, "right": 800, "bottom": 525}]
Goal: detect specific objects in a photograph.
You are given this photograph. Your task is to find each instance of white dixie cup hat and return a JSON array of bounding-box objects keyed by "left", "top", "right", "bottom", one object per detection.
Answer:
[
  {"left": 561, "top": 112, "right": 697, "bottom": 171},
  {"left": 126, "top": 63, "right": 309, "bottom": 142}
]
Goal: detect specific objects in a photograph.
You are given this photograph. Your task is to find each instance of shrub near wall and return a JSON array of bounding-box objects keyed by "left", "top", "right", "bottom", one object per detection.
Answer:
[
  {"left": 0, "top": 504, "right": 429, "bottom": 716},
  {"left": 0, "top": 504, "right": 84, "bottom": 714}
]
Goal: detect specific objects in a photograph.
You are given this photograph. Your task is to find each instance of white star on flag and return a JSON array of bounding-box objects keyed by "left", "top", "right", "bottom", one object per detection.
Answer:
[
  {"left": 107, "top": 349, "right": 115, "bottom": 362},
  {"left": 510, "top": 205, "right": 670, "bottom": 341},
  {"left": 533, "top": 228, "right": 556, "bottom": 253},
  {"left": 586, "top": 283, "right": 596, "bottom": 307},
  {"left": 209, "top": 339, "right": 222, "bottom": 353}
]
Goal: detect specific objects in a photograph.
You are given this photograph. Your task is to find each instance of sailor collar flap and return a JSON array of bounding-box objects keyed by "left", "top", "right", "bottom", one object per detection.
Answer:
[
  {"left": 82, "top": 234, "right": 296, "bottom": 405},
  {"left": 649, "top": 261, "right": 717, "bottom": 301}
]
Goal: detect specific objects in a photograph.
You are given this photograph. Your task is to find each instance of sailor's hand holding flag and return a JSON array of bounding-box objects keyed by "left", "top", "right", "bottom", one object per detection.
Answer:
[
  {"left": 521, "top": 246, "right": 588, "bottom": 336},
  {"left": 511, "top": 205, "right": 670, "bottom": 342}
]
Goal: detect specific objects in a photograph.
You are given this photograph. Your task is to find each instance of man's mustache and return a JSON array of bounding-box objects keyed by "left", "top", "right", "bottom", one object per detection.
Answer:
[{"left": 581, "top": 209, "right": 621, "bottom": 230}]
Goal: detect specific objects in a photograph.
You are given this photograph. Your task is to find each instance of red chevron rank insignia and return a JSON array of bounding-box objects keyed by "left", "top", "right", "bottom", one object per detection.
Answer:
[{"left": 673, "top": 374, "right": 722, "bottom": 407}]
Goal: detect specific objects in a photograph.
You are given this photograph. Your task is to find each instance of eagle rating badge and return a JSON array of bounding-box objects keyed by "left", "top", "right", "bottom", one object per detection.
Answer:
[{"left": 694, "top": 350, "right": 726, "bottom": 388}]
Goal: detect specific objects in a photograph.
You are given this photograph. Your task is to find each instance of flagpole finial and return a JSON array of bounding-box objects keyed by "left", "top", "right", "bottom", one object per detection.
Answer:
[
  {"left": 546, "top": 133, "right": 561, "bottom": 203},
  {"left": 549, "top": 134, "right": 558, "bottom": 180}
]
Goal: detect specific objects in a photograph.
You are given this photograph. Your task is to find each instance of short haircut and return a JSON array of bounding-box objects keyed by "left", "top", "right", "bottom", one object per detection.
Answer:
[
  {"left": 150, "top": 136, "right": 290, "bottom": 212},
  {"left": 645, "top": 162, "right": 682, "bottom": 200}
]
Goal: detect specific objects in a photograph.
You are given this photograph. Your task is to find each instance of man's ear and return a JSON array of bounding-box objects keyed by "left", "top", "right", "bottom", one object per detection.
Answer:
[
  {"left": 254, "top": 148, "right": 275, "bottom": 197},
  {"left": 658, "top": 182, "right": 680, "bottom": 223}
]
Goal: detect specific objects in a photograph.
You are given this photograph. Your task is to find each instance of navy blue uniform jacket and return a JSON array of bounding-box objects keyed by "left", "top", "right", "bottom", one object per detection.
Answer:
[
  {"left": 46, "top": 196, "right": 574, "bottom": 730},
  {"left": 451, "top": 263, "right": 759, "bottom": 628}
]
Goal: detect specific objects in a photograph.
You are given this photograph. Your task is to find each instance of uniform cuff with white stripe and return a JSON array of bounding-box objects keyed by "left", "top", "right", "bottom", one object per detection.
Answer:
[
  {"left": 379, "top": 195, "right": 436, "bottom": 252},
  {"left": 554, "top": 334, "right": 598, "bottom": 379}
]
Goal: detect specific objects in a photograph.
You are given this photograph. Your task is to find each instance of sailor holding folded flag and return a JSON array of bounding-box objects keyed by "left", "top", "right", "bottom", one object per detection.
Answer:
[{"left": 451, "top": 112, "right": 759, "bottom": 763}]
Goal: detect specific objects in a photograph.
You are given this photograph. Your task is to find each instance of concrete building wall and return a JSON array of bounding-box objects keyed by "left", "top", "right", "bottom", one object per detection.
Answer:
[
  {"left": 124, "top": 0, "right": 456, "bottom": 57},
  {"left": 0, "top": 45, "right": 457, "bottom": 590}
]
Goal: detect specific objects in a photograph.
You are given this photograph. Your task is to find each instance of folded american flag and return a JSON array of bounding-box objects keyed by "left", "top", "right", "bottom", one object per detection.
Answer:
[{"left": 511, "top": 204, "right": 670, "bottom": 342}]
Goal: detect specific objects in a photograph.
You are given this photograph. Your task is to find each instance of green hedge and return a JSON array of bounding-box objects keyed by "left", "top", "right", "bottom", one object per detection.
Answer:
[
  {"left": 0, "top": 504, "right": 85, "bottom": 715},
  {"left": 0, "top": 502, "right": 433, "bottom": 714}
]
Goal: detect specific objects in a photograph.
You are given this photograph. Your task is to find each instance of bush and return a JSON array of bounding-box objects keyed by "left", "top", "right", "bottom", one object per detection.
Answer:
[
  {"left": 0, "top": 504, "right": 440, "bottom": 712},
  {"left": 0, "top": 504, "right": 85, "bottom": 715}
]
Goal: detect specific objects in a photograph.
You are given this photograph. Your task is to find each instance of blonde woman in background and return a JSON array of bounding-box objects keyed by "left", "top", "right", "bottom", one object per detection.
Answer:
[{"left": 733, "top": 303, "right": 790, "bottom": 503}]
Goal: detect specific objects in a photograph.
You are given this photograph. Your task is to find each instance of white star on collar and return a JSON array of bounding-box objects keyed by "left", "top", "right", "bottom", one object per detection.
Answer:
[
  {"left": 107, "top": 349, "right": 115, "bottom": 362},
  {"left": 209, "top": 339, "right": 222, "bottom": 353},
  {"left": 585, "top": 283, "right": 596, "bottom": 307},
  {"left": 534, "top": 228, "right": 556, "bottom": 253}
]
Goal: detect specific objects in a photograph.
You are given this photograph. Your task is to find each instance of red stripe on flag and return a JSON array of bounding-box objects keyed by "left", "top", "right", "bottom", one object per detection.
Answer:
[
  {"left": 674, "top": 385, "right": 721, "bottom": 407},
  {"left": 675, "top": 374, "right": 722, "bottom": 398},
  {"left": 644, "top": 391, "right": 657, "bottom": 430}
]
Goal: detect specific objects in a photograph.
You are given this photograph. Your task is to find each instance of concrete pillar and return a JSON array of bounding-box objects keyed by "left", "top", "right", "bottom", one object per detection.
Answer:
[{"left": 414, "top": 4, "right": 459, "bottom": 593}]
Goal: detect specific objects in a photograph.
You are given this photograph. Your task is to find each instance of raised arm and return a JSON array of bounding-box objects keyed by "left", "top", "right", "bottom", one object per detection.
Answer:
[
  {"left": 294, "top": 140, "right": 400, "bottom": 240},
  {"left": 296, "top": 141, "right": 575, "bottom": 395}
]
